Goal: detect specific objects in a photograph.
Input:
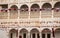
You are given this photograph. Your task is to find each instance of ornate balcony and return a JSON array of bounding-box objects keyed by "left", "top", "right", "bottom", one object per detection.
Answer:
[
  {"left": 54, "top": 2, "right": 60, "bottom": 18},
  {"left": 30, "top": 4, "right": 40, "bottom": 18},
  {"left": 20, "top": 5, "right": 29, "bottom": 18},
  {"left": 41, "top": 3, "right": 52, "bottom": 18},
  {"left": 9, "top": 5, "right": 18, "bottom": 19}
]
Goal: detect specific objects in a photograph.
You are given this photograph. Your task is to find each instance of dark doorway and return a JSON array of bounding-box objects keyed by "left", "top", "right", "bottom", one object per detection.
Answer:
[
  {"left": 32, "top": 33, "right": 35, "bottom": 38},
  {"left": 42, "top": 34, "right": 45, "bottom": 38},
  {"left": 47, "top": 34, "right": 51, "bottom": 38},
  {"left": 23, "top": 33, "right": 26, "bottom": 38}
]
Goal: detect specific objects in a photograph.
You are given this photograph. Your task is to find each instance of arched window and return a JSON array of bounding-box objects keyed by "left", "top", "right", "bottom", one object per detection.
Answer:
[
  {"left": 30, "top": 4, "right": 40, "bottom": 18},
  {"left": 54, "top": 2, "right": 60, "bottom": 12},
  {"left": 0, "top": 4, "right": 8, "bottom": 19},
  {"left": 41, "top": 3, "right": 52, "bottom": 18},
  {"left": 9, "top": 29, "right": 18, "bottom": 38},
  {"left": 20, "top": 4, "right": 29, "bottom": 18},
  {"left": 54, "top": 2, "right": 60, "bottom": 8},
  {"left": 42, "top": 3, "right": 52, "bottom": 11},
  {"left": 42, "top": 28, "right": 51, "bottom": 38},
  {"left": 20, "top": 28, "right": 28, "bottom": 38},
  {"left": 54, "top": 2, "right": 60, "bottom": 17},
  {"left": 20, "top": 5, "right": 28, "bottom": 12},
  {"left": 10, "top": 5, "right": 18, "bottom": 19},
  {"left": 31, "top": 4, "right": 40, "bottom": 11},
  {"left": 10, "top": 5, "right": 18, "bottom": 11},
  {"left": 30, "top": 28, "right": 40, "bottom": 38}
]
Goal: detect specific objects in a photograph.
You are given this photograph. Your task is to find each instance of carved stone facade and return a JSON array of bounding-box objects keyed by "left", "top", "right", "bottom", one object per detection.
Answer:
[{"left": 0, "top": 0, "right": 60, "bottom": 38}]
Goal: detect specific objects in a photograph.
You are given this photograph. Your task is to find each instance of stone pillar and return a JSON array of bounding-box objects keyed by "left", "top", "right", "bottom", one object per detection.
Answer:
[
  {"left": 18, "top": 8, "right": 20, "bottom": 19},
  {"left": 51, "top": 32, "right": 52, "bottom": 38},
  {"left": 45, "top": 33, "right": 47, "bottom": 38},
  {"left": 51, "top": 31, "right": 53, "bottom": 38},
  {"left": 8, "top": 4, "right": 10, "bottom": 19},
  {"left": 35, "top": 33, "right": 37, "bottom": 38},
  {"left": 40, "top": 32, "right": 42, "bottom": 38},
  {"left": 28, "top": 32, "right": 30, "bottom": 38},
  {"left": 18, "top": 30, "right": 20, "bottom": 38},
  {"left": 28, "top": 0, "right": 31, "bottom": 19}
]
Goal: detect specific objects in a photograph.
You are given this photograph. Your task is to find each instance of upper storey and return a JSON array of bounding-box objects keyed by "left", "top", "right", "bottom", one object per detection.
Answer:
[{"left": 0, "top": 0, "right": 60, "bottom": 19}]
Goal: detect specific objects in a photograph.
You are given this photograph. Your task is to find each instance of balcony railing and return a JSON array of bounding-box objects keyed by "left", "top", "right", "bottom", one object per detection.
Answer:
[
  {"left": 30, "top": 11, "right": 40, "bottom": 18},
  {"left": 54, "top": 11, "right": 60, "bottom": 18},
  {"left": 0, "top": 12, "right": 8, "bottom": 19},
  {"left": 10, "top": 11, "right": 18, "bottom": 19},
  {"left": 0, "top": 8, "right": 60, "bottom": 19},
  {"left": 41, "top": 10, "right": 52, "bottom": 18},
  {"left": 20, "top": 11, "right": 29, "bottom": 18}
]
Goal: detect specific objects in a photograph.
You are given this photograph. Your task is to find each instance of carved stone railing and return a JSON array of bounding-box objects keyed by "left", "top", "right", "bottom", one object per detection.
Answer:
[
  {"left": 41, "top": 11, "right": 52, "bottom": 18},
  {"left": 0, "top": 19, "right": 60, "bottom": 28},
  {"left": 0, "top": 12, "right": 8, "bottom": 19},
  {"left": 10, "top": 11, "right": 18, "bottom": 19},
  {"left": 20, "top": 11, "right": 29, "bottom": 18},
  {"left": 30, "top": 11, "right": 40, "bottom": 18},
  {"left": 54, "top": 11, "right": 60, "bottom": 18}
]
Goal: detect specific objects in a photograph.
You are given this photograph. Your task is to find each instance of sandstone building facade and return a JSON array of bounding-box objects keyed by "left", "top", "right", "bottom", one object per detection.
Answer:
[{"left": 0, "top": 0, "right": 60, "bottom": 38}]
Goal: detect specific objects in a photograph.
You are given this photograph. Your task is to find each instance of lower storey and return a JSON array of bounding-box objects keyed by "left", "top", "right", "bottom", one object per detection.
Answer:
[{"left": 9, "top": 28, "right": 60, "bottom": 38}]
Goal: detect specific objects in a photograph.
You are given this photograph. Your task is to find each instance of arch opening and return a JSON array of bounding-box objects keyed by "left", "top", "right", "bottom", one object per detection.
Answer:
[
  {"left": 20, "top": 5, "right": 28, "bottom": 12},
  {"left": 30, "top": 4, "right": 40, "bottom": 18},
  {"left": 9, "top": 5, "right": 18, "bottom": 19},
  {"left": 42, "top": 28, "right": 51, "bottom": 33},
  {"left": 42, "top": 3, "right": 52, "bottom": 11},
  {"left": 30, "top": 28, "right": 40, "bottom": 38},
  {"left": 41, "top": 3, "right": 52, "bottom": 18},
  {"left": 54, "top": 2, "right": 60, "bottom": 12},
  {"left": 42, "top": 28, "right": 51, "bottom": 38},
  {"left": 55, "top": 28, "right": 60, "bottom": 38},
  {"left": 19, "top": 28, "right": 28, "bottom": 38},
  {"left": 9, "top": 29, "right": 18, "bottom": 38},
  {"left": 54, "top": 2, "right": 60, "bottom": 8},
  {"left": 10, "top": 5, "right": 18, "bottom": 11},
  {"left": 20, "top": 4, "right": 29, "bottom": 18},
  {"left": 54, "top": 2, "right": 60, "bottom": 17},
  {"left": 0, "top": 4, "right": 8, "bottom": 19},
  {"left": 31, "top": 4, "right": 40, "bottom": 11}
]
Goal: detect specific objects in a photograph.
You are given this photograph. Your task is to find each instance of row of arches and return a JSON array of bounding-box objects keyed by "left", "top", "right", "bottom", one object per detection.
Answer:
[
  {"left": 8, "top": 2, "right": 60, "bottom": 18},
  {"left": 9, "top": 28, "right": 60, "bottom": 38},
  {"left": 0, "top": 2, "right": 60, "bottom": 19},
  {"left": 10, "top": 2, "right": 60, "bottom": 11}
]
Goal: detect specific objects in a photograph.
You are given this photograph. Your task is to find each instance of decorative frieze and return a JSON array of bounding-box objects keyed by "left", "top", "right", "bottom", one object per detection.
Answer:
[
  {"left": 0, "top": 21, "right": 60, "bottom": 24},
  {"left": 0, "top": 21, "right": 60, "bottom": 28}
]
